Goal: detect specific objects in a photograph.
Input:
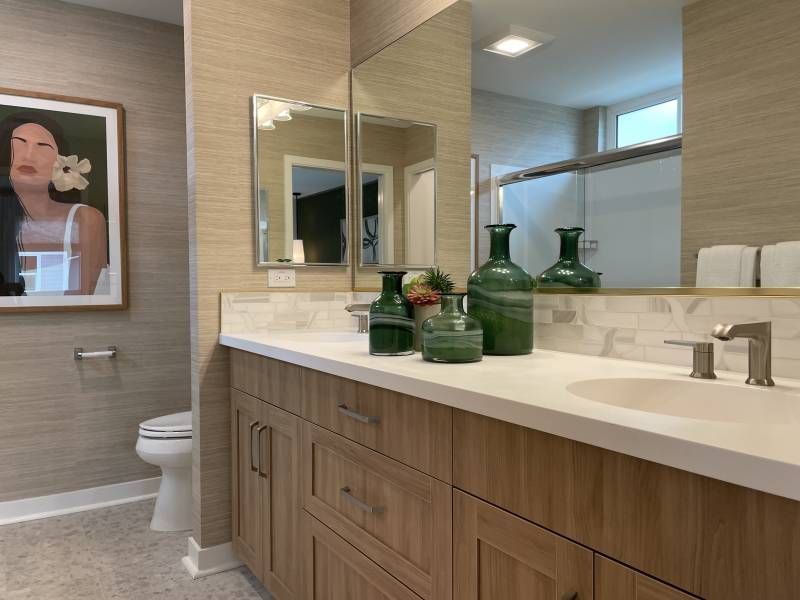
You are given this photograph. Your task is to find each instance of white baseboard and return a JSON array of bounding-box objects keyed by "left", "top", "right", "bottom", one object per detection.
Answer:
[
  {"left": 0, "top": 477, "right": 161, "bottom": 526},
  {"left": 182, "top": 536, "right": 243, "bottom": 579}
]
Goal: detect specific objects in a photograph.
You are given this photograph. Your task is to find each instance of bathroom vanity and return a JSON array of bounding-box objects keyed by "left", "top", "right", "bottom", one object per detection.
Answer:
[{"left": 222, "top": 332, "right": 800, "bottom": 600}]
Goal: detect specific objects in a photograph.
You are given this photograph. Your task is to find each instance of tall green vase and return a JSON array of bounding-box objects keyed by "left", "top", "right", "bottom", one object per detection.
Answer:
[
  {"left": 536, "top": 227, "right": 601, "bottom": 289},
  {"left": 467, "top": 224, "right": 535, "bottom": 356},
  {"left": 369, "top": 271, "right": 414, "bottom": 356}
]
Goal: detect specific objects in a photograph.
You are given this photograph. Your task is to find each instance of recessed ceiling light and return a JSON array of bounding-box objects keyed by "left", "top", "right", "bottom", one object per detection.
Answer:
[{"left": 477, "top": 25, "right": 555, "bottom": 58}]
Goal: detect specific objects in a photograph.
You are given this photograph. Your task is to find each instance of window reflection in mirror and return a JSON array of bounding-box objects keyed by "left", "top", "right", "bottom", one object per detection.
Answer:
[
  {"left": 253, "top": 96, "right": 348, "bottom": 265},
  {"left": 357, "top": 114, "right": 436, "bottom": 267}
]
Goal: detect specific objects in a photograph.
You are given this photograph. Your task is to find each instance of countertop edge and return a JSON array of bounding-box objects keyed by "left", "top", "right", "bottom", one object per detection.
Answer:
[{"left": 220, "top": 333, "right": 800, "bottom": 502}]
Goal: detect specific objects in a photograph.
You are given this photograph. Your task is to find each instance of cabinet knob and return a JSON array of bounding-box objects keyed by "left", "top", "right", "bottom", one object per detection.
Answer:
[{"left": 562, "top": 593, "right": 578, "bottom": 600}]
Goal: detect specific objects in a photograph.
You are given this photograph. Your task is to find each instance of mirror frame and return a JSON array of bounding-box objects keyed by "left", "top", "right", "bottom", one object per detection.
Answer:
[
  {"left": 251, "top": 93, "right": 350, "bottom": 268},
  {"left": 355, "top": 111, "right": 438, "bottom": 270}
]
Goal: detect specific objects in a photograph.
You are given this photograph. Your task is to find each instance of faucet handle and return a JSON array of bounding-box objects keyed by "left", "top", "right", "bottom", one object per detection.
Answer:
[
  {"left": 664, "top": 340, "right": 716, "bottom": 379},
  {"left": 345, "top": 304, "right": 370, "bottom": 333},
  {"left": 345, "top": 303, "right": 370, "bottom": 313},
  {"left": 664, "top": 339, "right": 714, "bottom": 352}
]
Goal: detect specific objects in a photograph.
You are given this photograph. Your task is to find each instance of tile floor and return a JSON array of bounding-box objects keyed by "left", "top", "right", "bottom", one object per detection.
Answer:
[{"left": 0, "top": 499, "right": 270, "bottom": 600}]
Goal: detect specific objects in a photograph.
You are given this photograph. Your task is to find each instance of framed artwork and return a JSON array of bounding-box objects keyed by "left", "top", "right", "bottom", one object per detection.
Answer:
[{"left": 0, "top": 88, "right": 126, "bottom": 312}]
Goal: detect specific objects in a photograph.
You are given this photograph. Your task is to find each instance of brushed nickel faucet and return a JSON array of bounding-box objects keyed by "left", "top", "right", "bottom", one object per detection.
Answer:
[
  {"left": 711, "top": 321, "right": 775, "bottom": 386},
  {"left": 345, "top": 303, "right": 370, "bottom": 333},
  {"left": 664, "top": 340, "right": 716, "bottom": 379}
]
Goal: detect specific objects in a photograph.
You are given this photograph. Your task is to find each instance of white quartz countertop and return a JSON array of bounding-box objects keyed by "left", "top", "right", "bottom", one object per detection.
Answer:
[{"left": 220, "top": 330, "right": 800, "bottom": 502}]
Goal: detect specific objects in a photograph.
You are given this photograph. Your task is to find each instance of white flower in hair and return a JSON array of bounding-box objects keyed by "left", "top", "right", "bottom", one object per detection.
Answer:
[{"left": 51, "top": 154, "right": 91, "bottom": 192}]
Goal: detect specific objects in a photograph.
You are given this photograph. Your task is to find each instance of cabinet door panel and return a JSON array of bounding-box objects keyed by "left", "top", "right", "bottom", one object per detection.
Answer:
[
  {"left": 454, "top": 490, "right": 593, "bottom": 600},
  {"left": 260, "top": 403, "right": 302, "bottom": 600},
  {"left": 595, "top": 555, "right": 700, "bottom": 600},
  {"left": 304, "top": 514, "right": 422, "bottom": 600},
  {"left": 231, "top": 389, "right": 262, "bottom": 579}
]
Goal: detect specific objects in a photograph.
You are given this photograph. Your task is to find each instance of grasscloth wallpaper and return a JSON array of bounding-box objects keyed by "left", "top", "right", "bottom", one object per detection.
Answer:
[
  {"left": 184, "top": 0, "right": 350, "bottom": 547},
  {"left": 352, "top": 0, "right": 472, "bottom": 288},
  {"left": 682, "top": 0, "right": 800, "bottom": 284},
  {"left": 0, "top": 0, "right": 189, "bottom": 501}
]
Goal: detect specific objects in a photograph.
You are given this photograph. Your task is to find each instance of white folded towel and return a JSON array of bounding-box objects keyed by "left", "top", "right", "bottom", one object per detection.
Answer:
[
  {"left": 761, "top": 242, "right": 800, "bottom": 287},
  {"left": 696, "top": 245, "right": 759, "bottom": 287}
]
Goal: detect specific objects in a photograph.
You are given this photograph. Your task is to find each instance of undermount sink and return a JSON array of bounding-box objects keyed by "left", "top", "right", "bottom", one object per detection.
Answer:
[
  {"left": 284, "top": 330, "right": 363, "bottom": 343},
  {"left": 567, "top": 378, "right": 800, "bottom": 425}
]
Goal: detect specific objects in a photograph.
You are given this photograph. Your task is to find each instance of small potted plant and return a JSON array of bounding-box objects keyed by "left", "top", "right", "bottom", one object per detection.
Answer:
[{"left": 406, "top": 267, "right": 455, "bottom": 351}]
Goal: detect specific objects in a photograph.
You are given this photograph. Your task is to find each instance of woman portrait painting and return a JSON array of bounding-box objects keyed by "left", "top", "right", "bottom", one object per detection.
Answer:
[{"left": 0, "top": 90, "right": 125, "bottom": 310}]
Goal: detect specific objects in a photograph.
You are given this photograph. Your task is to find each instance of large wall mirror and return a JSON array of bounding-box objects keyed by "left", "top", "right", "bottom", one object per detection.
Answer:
[
  {"left": 356, "top": 114, "right": 437, "bottom": 267},
  {"left": 252, "top": 95, "right": 349, "bottom": 266},
  {"left": 471, "top": 0, "right": 800, "bottom": 293},
  {"left": 465, "top": 0, "right": 799, "bottom": 293}
]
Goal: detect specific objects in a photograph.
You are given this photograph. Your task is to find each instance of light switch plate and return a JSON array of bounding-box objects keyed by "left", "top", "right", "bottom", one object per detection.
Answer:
[{"left": 268, "top": 269, "right": 296, "bottom": 288}]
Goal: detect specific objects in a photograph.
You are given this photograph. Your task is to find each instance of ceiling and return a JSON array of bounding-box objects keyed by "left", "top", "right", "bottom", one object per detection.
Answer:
[
  {"left": 62, "top": 0, "right": 686, "bottom": 110},
  {"left": 472, "top": 0, "right": 689, "bottom": 109},
  {"left": 61, "top": 0, "right": 182, "bottom": 25}
]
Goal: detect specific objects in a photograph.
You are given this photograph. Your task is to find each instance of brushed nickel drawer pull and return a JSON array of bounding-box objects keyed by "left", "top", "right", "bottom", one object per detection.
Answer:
[
  {"left": 340, "top": 487, "right": 384, "bottom": 514},
  {"left": 249, "top": 421, "right": 259, "bottom": 472},
  {"left": 337, "top": 404, "right": 380, "bottom": 425},
  {"left": 257, "top": 424, "right": 269, "bottom": 478}
]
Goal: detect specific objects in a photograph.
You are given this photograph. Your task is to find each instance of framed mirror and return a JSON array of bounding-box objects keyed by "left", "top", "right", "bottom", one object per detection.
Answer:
[
  {"left": 355, "top": 113, "right": 437, "bottom": 268},
  {"left": 252, "top": 95, "right": 349, "bottom": 266}
]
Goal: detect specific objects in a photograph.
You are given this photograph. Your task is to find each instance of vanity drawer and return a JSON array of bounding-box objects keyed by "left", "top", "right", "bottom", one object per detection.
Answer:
[
  {"left": 303, "top": 513, "right": 422, "bottom": 600},
  {"left": 230, "top": 349, "right": 303, "bottom": 415},
  {"left": 302, "top": 422, "right": 452, "bottom": 600},
  {"left": 301, "top": 367, "right": 452, "bottom": 482}
]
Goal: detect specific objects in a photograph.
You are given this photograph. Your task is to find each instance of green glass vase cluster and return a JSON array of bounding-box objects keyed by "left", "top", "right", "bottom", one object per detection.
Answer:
[
  {"left": 369, "top": 271, "right": 414, "bottom": 356},
  {"left": 536, "top": 227, "right": 601, "bottom": 289},
  {"left": 421, "top": 293, "right": 483, "bottom": 363},
  {"left": 467, "top": 224, "right": 535, "bottom": 356}
]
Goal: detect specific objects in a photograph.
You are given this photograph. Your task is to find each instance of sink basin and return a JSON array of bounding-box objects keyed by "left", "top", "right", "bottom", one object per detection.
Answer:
[
  {"left": 566, "top": 378, "right": 800, "bottom": 425},
  {"left": 282, "top": 330, "right": 363, "bottom": 343}
]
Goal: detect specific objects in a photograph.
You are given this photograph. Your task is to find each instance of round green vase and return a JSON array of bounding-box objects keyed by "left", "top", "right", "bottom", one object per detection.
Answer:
[
  {"left": 467, "top": 224, "right": 535, "bottom": 356},
  {"left": 536, "top": 227, "right": 601, "bottom": 289},
  {"left": 422, "top": 294, "right": 483, "bottom": 363},
  {"left": 369, "top": 271, "right": 414, "bottom": 356}
]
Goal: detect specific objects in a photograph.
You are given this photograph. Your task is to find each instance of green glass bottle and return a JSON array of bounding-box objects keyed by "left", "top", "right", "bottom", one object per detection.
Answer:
[
  {"left": 369, "top": 271, "right": 414, "bottom": 356},
  {"left": 536, "top": 227, "right": 601, "bottom": 289},
  {"left": 467, "top": 224, "right": 535, "bottom": 356},
  {"left": 422, "top": 293, "right": 483, "bottom": 363}
]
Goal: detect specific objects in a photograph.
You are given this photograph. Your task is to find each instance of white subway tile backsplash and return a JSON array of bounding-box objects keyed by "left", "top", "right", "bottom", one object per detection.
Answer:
[
  {"left": 535, "top": 294, "right": 800, "bottom": 380},
  {"left": 221, "top": 291, "right": 800, "bottom": 382}
]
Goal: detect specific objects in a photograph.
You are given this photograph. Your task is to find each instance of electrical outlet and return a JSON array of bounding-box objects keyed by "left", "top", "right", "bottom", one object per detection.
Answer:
[{"left": 268, "top": 269, "right": 296, "bottom": 288}]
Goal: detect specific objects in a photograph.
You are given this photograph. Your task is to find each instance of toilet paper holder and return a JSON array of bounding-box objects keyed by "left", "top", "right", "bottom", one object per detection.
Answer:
[{"left": 74, "top": 346, "right": 117, "bottom": 360}]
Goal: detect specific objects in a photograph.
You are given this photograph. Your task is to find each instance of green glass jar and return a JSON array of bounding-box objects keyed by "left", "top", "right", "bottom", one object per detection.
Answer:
[
  {"left": 536, "top": 227, "right": 601, "bottom": 289},
  {"left": 422, "top": 294, "right": 483, "bottom": 363},
  {"left": 369, "top": 271, "right": 414, "bottom": 356},
  {"left": 467, "top": 224, "right": 535, "bottom": 356}
]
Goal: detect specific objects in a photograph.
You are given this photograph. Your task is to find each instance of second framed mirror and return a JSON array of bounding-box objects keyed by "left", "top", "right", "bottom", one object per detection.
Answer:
[
  {"left": 253, "top": 95, "right": 349, "bottom": 266},
  {"left": 356, "top": 113, "right": 437, "bottom": 268}
]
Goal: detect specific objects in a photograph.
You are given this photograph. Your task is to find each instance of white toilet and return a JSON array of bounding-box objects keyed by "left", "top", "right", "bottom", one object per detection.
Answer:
[{"left": 135, "top": 411, "right": 192, "bottom": 532}]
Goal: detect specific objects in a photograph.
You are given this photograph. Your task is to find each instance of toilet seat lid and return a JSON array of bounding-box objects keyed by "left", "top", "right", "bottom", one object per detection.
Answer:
[{"left": 140, "top": 411, "right": 192, "bottom": 433}]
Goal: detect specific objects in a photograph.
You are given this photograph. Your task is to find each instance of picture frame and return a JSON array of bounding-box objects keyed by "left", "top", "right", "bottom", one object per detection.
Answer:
[{"left": 0, "top": 88, "right": 127, "bottom": 312}]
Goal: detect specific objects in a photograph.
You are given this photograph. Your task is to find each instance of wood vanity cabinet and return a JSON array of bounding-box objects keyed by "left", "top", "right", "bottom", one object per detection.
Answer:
[
  {"left": 230, "top": 350, "right": 800, "bottom": 600},
  {"left": 231, "top": 387, "right": 302, "bottom": 600}
]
